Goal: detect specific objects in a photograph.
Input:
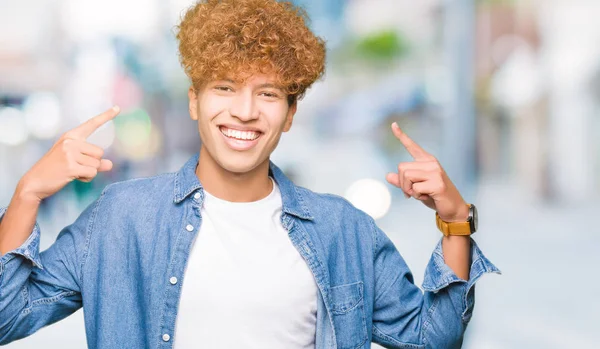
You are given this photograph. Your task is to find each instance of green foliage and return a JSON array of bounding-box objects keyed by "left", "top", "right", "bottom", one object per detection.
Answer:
[{"left": 354, "top": 30, "right": 409, "bottom": 61}]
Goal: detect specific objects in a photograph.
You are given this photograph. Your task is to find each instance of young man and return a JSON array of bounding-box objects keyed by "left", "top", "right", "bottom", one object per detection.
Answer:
[{"left": 0, "top": 0, "right": 498, "bottom": 348}]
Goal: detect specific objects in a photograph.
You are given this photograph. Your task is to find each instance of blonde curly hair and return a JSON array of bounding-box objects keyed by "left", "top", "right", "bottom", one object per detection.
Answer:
[{"left": 176, "top": 0, "right": 326, "bottom": 103}]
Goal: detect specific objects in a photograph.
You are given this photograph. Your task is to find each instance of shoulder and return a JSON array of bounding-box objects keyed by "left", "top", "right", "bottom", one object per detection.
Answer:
[
  {"left": 293, "top": 186, "right": 378, "bottom": 268},
  {"left": 99, "top": 171, "right": 177, "bottom": 205},
  {"left": 294, "top": 186, "right": 375, "bottom": 229}
]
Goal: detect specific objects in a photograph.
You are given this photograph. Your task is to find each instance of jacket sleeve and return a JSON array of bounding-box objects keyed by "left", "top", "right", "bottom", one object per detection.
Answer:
[
  {"left": 370, "top": 219, "right": 500, "bottom": 349},
  {"left": 0, "top": 189, "right": 106, "bottom": 345}
]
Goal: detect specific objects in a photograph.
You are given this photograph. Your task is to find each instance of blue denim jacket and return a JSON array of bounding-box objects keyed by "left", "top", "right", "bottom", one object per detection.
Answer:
[{"left": 0, "top": 152, "right": 499, "bottom": 348}]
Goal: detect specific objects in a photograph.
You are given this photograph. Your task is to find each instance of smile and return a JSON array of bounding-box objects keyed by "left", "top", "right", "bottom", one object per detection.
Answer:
[
  {"left": 219, "top": 126, "right": 261, "bottom": 141},
  {"left": 218, "top": 126, "right": 263, "bottom": 151}
]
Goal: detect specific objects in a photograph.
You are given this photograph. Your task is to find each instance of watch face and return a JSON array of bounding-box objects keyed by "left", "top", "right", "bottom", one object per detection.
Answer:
[{"left": 471, "top": 204, "right": 478, "bottom": 232}]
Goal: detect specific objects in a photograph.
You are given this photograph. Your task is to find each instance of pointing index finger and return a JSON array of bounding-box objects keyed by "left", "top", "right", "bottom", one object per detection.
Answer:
[
  {"left": 391, "top": 122, "right": 431, "bottom": 160},
  {"left": 71, "top": 106, "right": 120, "bottom": 139}
]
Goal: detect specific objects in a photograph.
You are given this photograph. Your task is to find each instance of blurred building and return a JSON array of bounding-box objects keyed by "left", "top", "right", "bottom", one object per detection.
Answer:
[{"left": 1, "top": 0, "right": 599, "bottom": 348}]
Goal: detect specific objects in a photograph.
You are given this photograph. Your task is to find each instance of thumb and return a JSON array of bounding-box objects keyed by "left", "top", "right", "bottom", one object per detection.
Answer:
[
  {"left": 386, "top": 173, "right": 400, "bottom": 187},
  {"left": 386, "top": 172, "right": 411, "bottom": 199},
  {"left": 98, "top": 159, "right": 113, "bottom": 172}
]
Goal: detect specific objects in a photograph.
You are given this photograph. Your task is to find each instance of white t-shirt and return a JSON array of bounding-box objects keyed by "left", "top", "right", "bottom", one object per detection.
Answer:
[{"left": 174, "top": 177, "right": 318, "bottom": 348}]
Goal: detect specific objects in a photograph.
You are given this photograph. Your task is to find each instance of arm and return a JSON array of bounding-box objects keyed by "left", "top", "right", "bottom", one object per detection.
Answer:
[
  {"left": 0, "top": 107, "right": 119, "bottom": 344},
  {"left": 370, "top": 221, "right": 499, "bottom": 348},
  {"left": 439, "top": 200, "right": 472, "bottom": 280},
  {"left": 376, "top": 123, "right": 499, "bottom": 347},
  {"left": 0, "top": 181, "right": 41, "bottom": 256},
  {"left": 441, "top": 235, "right": 471, "bottom": 281},
  {"left": 1, "top": 106, "right": 118, "bottom": 255},
  {"left": 0, "top": 188, "right": 107, "bottom": 344},
  {"left": 386, "top": 122, "right": 474, "bottom": 281}
]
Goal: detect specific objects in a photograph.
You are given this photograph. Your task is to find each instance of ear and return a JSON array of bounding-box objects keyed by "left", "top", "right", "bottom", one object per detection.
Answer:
[
  {"left": 188, "top": 86, "right": 198, "bottom": 121},
  {"left": 282, "top": 101, "right": 297, "bottom": 133}
]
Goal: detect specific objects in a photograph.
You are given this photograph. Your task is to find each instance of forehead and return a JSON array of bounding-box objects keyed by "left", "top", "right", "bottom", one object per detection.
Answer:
[{"left": 217, "top": 72, "right": 282, "bottom": 87}]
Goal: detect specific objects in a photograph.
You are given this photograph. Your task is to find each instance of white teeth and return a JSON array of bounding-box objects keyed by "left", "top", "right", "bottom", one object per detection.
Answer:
[{"left": 220, "top": 127, "right": 259, "bottom": 141}]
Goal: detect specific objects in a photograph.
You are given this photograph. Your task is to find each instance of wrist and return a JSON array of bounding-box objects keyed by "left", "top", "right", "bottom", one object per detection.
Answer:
[
  {"left": 442, "top": 234, "right": 471, "bottom": 246},
  {"left": 439, "top": 203, "right": 470, "bottom": 222},
  {"left": 15, "top": 178, "right": 42, "bottom": 205}
]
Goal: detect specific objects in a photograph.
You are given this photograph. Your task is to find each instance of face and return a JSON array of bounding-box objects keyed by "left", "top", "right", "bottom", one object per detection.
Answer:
[{"left": 188, "top": 73, "right": 297, "bottom": 174}]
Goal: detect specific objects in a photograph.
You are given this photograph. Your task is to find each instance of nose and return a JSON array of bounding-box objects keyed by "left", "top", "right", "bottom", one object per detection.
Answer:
[{"left": 229, "top": 91, "right": 259, "bottom": 122}]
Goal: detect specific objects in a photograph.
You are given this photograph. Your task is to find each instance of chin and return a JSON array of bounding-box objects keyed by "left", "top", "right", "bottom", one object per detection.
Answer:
[{"left": 217, "top": 155, "right": 265, "bottom": 175}]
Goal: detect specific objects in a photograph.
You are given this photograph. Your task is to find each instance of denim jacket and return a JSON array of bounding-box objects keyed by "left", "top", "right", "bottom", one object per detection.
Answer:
[{"left": 0, "top": 152, "right": 499, "bottom": 348}]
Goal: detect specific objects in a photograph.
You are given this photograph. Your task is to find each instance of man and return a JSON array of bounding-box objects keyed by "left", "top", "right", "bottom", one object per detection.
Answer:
[{"left": 0, "top": 0, "right": 498, "bottom": 348}]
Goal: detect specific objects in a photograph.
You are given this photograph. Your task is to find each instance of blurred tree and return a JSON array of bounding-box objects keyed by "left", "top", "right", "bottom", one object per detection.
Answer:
[{"left": 354, "top": 30, "right": 409, "bottom": 61}]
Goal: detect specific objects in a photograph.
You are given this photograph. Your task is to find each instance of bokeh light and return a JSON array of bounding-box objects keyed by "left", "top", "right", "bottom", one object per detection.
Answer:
[
  {"left": 0, "top": 107, "right": 28, "bottom": 146},
  {"left": 86, "top": 117, "right": 116, "bottom": 150},
  {"left": 1, "top": 1, "right": 600, "bottom": 348},
  {"left": 344, "top": 178, "right": 392, "bottom": 220},
  {"left": 23, "top": 92, "right": 62, "bottom": 139},
  {"left": 113, "top": 108, "right": 161, "bottom": 160}
]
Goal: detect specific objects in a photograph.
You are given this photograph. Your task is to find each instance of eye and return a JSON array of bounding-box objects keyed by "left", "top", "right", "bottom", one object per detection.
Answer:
[
  {"left": 260, "top": 92, "right": 279, "bottom": 98},
  {"left": 215, "top": 86, "right": 233, "bottom": 92}
]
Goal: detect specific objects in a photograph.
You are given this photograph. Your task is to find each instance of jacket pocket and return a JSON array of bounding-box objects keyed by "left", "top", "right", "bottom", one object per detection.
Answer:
[{"left": 329, "top": 281, "right": 368, "bottom": 349}]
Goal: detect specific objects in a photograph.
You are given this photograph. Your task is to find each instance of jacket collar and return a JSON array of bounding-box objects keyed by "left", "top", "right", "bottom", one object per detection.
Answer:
[{"left": 173, "top": 152, "right": 313, "bottom": 221}]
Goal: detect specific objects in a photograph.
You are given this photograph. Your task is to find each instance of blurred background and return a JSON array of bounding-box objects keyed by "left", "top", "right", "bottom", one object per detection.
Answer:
[{"left": 1, "top": 0, "right": 599, "bottom": 348}]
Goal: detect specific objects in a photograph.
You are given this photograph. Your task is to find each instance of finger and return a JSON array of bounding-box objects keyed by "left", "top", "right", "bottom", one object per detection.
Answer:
[
  {"left": 399, "top": 174, "right": 414, "bottom": 196},
  {"left": 78, "top": 141, "right": 105, "bottom": 159},
  {"left": 386, "top": 173, "right": 410, "bottom": 198},
  {"left": 69, "top": 106, "right": 120, "bottom": 140},
  {"left": 385, "top": 172, "right": 400, "bottom": 187},
  {"left": 402, "top": 169, "right": 431, "bottom": 196},
  {"left": 76, "top": 165, "right": 98, "bottom": 182},
  {"left": 396, "top": 162, "right": 436, "bottom": 197},
  {"left": 78, "top": 176, "right": 94, "bottom": 183},
  {"left": 411, "top": 181, "right": 428, "bottom": 200},
  {"left": 76, "top": 153, "right": 101, "bottom": 169},
  {"left": 397, "top": 161, "right": 439, "bottom": 172},
  {"left": 412, "top": 181, "right": 439, "bottom": 199},
  {"left": 414, "top": 193, "right": 432, "bottom": 202},
  {"left": 98, "top": 159, "right": 113, "bottom": 172},
  {"left": 403, "top": 169, "right": 430, "bottom": 184},
  {"left": 391, "top": 122, "right": 432, "bottom": 161}
]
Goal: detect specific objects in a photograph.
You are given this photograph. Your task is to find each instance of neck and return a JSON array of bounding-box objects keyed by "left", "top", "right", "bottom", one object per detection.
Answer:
[{"left": 196, "top": 146, "right": 273, "bottom": 202}]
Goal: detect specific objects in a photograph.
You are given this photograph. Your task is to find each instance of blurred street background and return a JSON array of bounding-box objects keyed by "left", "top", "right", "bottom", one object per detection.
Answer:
[{"left": 1, "top": 0, "right": 599, "bottom": 348}]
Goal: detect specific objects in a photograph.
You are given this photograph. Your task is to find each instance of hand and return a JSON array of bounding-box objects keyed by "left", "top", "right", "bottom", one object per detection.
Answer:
[
  {"left": 19, "top": 106, "right": 120, "bottom": 202},
  {"left": 385, "top": 122, "right": 469, "bottom": 222}
]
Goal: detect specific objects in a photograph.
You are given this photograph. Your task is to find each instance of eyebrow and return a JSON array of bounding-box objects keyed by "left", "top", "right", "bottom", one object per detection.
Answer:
[
  {"left": 216, "top": 80, "right": 283, "bottom": 91},
  {"left": 256, "top": 83, "right": 284, "bottom": 91}
]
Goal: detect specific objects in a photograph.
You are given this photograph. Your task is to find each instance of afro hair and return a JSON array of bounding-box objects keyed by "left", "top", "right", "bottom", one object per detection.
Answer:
[{"left": 176, "top": 0, "right": 326, "bottom": 102}]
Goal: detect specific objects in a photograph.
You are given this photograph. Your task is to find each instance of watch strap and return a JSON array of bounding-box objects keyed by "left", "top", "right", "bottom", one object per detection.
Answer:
[{"left": 435, "top": 212, "right": 471, "bottom": 236}]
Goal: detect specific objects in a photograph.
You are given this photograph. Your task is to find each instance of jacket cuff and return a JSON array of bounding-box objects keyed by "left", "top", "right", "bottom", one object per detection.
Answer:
[
  {"left": 422, "top": 237, "right": 500, "bottom": 320},
  {"left": 0, "top": 207, "right": 44, "bottom": 270}
]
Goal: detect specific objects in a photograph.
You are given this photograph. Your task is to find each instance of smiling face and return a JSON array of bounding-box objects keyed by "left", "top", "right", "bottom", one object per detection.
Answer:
[{"left": 189, "top": 73, "right": 297, "bottom": 175}]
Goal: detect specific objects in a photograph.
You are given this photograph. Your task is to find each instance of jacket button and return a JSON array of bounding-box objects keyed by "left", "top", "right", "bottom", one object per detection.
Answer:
[
  {"left": 169, "top": 277, "right": 178, "bottom": 285},
  {"left": 186, "top": 224, "right": 194, "bottom": 232},
  {"left": 194, "top": 192, "right": 201, "bottom": 200},
  {"left": 162, "top": 333, "right": 170, "bottom": 342}
]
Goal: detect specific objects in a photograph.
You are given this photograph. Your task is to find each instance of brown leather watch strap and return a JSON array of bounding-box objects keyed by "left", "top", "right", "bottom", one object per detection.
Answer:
[{"left": 435, "top": 212, "right": 471, "bottom": 236}]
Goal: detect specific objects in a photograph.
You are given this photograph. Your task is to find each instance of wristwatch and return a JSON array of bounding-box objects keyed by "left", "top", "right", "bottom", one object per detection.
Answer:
[{"left": 435, "top": 204, "right": 478, "bottom": 236}]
